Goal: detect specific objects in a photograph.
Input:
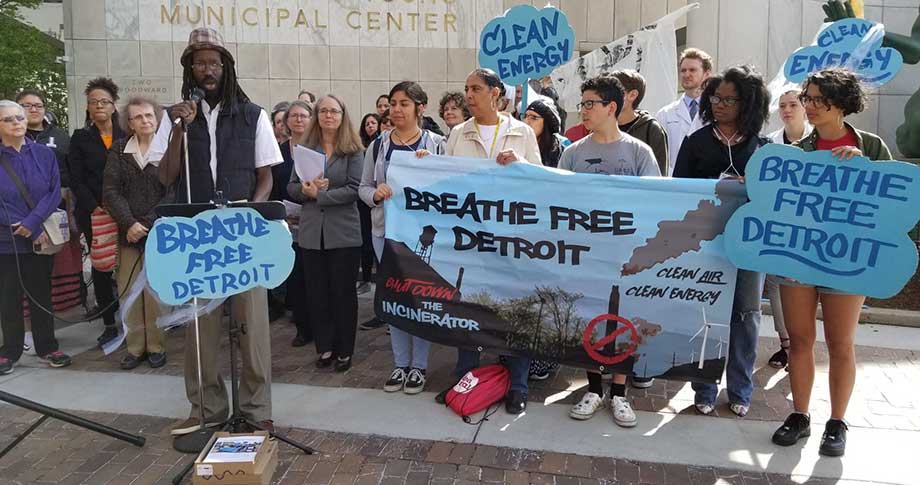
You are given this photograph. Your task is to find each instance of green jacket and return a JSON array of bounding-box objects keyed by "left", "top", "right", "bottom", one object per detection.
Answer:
[{"left": 794, "top": 121, "right": 892, "bottom": 161}]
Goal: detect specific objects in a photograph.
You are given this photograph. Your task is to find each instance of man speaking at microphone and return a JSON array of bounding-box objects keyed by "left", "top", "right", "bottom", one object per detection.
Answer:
[{"left": 149, "top": 27, "right": 282, "bottom": 435}]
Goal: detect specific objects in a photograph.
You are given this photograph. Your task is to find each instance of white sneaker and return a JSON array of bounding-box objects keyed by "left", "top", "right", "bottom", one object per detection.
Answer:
[
  {"left": 569, "top": 392, "right": 604, "bottom": 420},
  {"left": 611, "top": 396, "right": 637, "bottom": 428},
  {"left": 695, "top": 403, "right": 715, "bottom": 415},
  {"left": 23, "top": 331, "right": 36, "bottom": 356}
]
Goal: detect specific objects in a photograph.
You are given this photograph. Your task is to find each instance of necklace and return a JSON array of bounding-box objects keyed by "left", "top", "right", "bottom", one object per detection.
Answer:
[{"left": 392, "top": 128, "right": 422, "bottom": 147}]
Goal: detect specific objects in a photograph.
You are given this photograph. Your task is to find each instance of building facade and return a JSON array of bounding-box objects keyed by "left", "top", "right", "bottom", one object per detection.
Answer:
[{"left": 60, "top": 0, "right": 916, "bottom": 157}]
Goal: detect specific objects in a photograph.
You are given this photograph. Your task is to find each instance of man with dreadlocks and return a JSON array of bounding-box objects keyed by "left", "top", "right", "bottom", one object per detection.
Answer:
[{"left": 149, "top": 27, "right": 282, "bottom": 436}]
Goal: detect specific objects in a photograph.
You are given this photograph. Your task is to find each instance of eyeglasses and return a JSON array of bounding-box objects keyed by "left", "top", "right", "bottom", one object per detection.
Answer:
[
  {"left": 128, "top": 113, "right": 156, "bottom": 122},
  {"left": 576, "top": 99, "right": 610, "bottom": 111},
  {"left": 318, "top": 108, "right": 342, "bottom": 116},
  {"left": 192, "top": 62, "right": 224, "bottom": 72},
  {"left": 0, "top": 115, "right": 26, "bottom": 124},
  {"left": 88, "top": 99, "right": 114, "bottom": 107},
  {"left": 20, "top": 103, "right": 44, "bottom": 111},
  {"left": 798, "top": 94, "right": 828, "bottom": 107},
  {"left": 288, "top": 113, "right": 311, "bottom": 120},
  {"left": 523, "top": 113, "right": 542, "bottom": 122},
  {"left": 709, "top": 95, "right": 740, "bottom": 106}
]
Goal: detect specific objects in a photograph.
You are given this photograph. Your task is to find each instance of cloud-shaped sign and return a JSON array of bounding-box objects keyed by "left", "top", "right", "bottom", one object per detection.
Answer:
[
  {"left": 478, "top": 5, "right": 576, "bottom": 85},
  {"left": 145, "top": 207, "right": 295, "bottom": 305},
  {"left": 784, "top": 18, "right": 903, "bottom": 85},
  {"left": 724, "top": 144, "right": 920, "bottom": 298}
]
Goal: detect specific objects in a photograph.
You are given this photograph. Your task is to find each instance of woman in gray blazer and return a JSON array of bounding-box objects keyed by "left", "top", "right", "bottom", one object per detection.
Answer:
[{"left": 287, "top": 95, "right": 364, "bottom": 372}]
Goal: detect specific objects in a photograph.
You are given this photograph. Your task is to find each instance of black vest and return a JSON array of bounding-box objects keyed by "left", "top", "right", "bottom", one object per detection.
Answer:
[{"left": 180, "top": 100, "right": 261, "bottom": 203}]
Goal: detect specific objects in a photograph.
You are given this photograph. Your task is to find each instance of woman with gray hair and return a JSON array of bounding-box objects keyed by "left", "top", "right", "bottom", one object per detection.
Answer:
[
  {"left": 0, "top": 100, "right": 71, "bottom": 374},
  {"left": 102, "top": 96, "right": 170, "bottom": 370}
]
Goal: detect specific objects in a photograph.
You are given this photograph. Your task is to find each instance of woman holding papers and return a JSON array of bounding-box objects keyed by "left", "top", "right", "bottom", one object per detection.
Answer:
[
  {"left": 287, "top": 95, "right": 363, "bottom": 372},
  {"left": 276, "top": 101, "right": 313, "bottom": 347},
  {"left": 771, "top": 68, "right": 892, "bottom": 457},
  {"left": 358, "top": 81, "right": 446, "bottom": 395}
]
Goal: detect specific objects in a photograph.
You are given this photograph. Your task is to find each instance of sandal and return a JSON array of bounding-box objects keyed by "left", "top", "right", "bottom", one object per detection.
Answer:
[{"left": 569, "top": 392, "right": 604, "bottom": 420}]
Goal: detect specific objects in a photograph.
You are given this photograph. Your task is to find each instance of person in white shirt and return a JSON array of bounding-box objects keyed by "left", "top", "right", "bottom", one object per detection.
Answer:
[
  {"left": 655, "top": 48, "right": 713, "bottom": 175},
  {"left": 149, "top": 27, "right": 283, "bottom": 436}
]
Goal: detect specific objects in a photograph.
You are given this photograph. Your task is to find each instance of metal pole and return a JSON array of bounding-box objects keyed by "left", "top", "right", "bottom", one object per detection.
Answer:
[{"left": 182, "top": 124, "right": 207, "bottom": 429}]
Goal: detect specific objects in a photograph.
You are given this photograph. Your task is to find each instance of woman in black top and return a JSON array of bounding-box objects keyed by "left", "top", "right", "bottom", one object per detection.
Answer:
[
  {"left": 674, "top": 65, "right": 770, "bottom": 419},
  {"left": 69, "top": 77, "right": 125, "bottom": 346}
]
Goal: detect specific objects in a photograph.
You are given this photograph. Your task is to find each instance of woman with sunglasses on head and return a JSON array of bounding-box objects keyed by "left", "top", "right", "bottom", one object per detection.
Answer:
[
  {"left": 673, "top": 65, "right": 771, "bottom": 419},
  {"left": 771, "top": 68, "right": 891, "bottom": 457},
  {"left": 276, "top": 101, "right": 314, "bottom": 347},
  {"left": 69, "top": 77, "right": 125, "bottom": 348},
  {"left": 359, "top": 81, "right": 446, "bottom": 394},
  {"left": 287, "top": 95, "right": 364, "bottom": 372}
]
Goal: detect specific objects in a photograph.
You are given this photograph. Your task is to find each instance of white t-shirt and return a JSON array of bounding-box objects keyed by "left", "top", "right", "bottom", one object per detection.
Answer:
[
  {"left": 476, "top": 116, "right": 511, "bottom": 158},
  {"left": 149, "top": 101, "right": 282, "bottom": 184}
]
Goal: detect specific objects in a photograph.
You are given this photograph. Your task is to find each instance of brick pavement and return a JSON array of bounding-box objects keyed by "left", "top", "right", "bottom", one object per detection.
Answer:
[
  {"left": 61, "top": 296, "right": 920, "bottom": 432},
  {"left": 0, "top": 406, "right": 824, "bottom": 485}
]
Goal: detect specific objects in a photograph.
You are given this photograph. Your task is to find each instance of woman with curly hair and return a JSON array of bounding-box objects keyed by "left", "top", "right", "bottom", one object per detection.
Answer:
[
  {"left": 674, "top": 65, "right": 771, "bottom": 419},
  {"left": 69, "top": 77, "right": 125, "bottom": 347},
  {"left": 438, "top": 91, "right": 469, "bottom": 136},
  {"left": 771, "top": 69, "right": 891, "bottom": 457}
]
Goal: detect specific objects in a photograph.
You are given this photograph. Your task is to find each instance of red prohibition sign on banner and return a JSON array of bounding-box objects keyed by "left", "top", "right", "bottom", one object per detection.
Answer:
[{"left": 582, "top": 314, "right": 639, "bottom": 365}]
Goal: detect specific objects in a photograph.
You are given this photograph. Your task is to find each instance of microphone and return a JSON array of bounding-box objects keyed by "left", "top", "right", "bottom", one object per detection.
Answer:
[{"left": 189, "top": 88, "right": 206, "bottom": 103}]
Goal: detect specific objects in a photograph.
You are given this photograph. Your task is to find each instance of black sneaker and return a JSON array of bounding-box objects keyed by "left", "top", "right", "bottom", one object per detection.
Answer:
[
  {"left": 0, "top": 357, "right": 14, "bottom": 375},
  {"left": 505, "top": 390, "right": 527, "bottom": 414},
  {"left": 435, "top": 385, "right": 453, "bottom": 404},
  {"left": 384, "top": 368, "right": 407, "bottom": 392},
  {"left": 819, "top": 419, "right": 848, "bottom": 457},
  {"left": 148, "top": 352, "right": 167, "bottom": 368},
  {"left": 359, "top": 318, "right": 387, "bottom": 331},
  {"left": 772, "top": 412, "right": 811, "bottom": 446},
  {"left": 120, "top": 353, "right": 147, "bottom": 370},
  {"left": 41, "top": 351, "right": 72, "bottom": 368},
  {"left": 769, "top": 348, "right": 789, "bottom": 369},
  {"left": 97, "top": 326, "right": 118, "bottom": 348},
  {"left": 404, "top": 368, "right": 426, "bottom": 394}
]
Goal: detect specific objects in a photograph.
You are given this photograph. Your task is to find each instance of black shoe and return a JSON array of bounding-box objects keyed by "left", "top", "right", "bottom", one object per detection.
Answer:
[
  {"left": 334, "top": 356, "right": 352, "bottom": 372},
  {"left": 819, "top": 419, "right": 848, "bottom": 457},
  {"left": 148, "top": 352, "right": 167, "bottom": 368},
  {"left": 435, "top": 386, "right": 453, "bottom": 404},
  {"left": 404, "top": 368, "right": 426, "bottom": 394},
  {"left": 316, "top": 353, "right": 334, "bottom": 369},
  {"left": 384, "top": 368, "right": 407, "bottom": 392},
  {"left": 291, "top": 334, "right": 310, "bottom": 347},
  {"left": 120, "top": 353, "right": 147, "bottom": 370},
  {"left": 97, "top": 326, "right": 118, "bottom": 348},
  {"left": 505, "top": 390, "right": 527, "bottom": 414},
  {"left": 0, "top": 357, "right": 15, "bottom": 375},
  {"left": 769, "top": 348, "right": 789, "bottom": 369},
  {"left": 772, "top": 412, "right": 811, "bottom": 446},
  {"left": 359, "top": 318, "right": 386, "bottom": 331}
]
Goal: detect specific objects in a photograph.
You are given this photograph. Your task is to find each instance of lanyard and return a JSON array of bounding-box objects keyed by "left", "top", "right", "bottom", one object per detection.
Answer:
[{"left": 475, "top": 116, "right": 503, "bottom": 158}]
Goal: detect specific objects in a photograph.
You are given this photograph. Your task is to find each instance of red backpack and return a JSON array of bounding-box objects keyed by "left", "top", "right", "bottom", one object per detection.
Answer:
[{"left": 445, "top": 364, "right": 510, "bottom": 423}]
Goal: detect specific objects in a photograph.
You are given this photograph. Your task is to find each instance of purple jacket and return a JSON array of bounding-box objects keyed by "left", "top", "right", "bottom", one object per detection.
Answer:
[{"left": 0, "top": 140, "right": 61, "bottom": 254}]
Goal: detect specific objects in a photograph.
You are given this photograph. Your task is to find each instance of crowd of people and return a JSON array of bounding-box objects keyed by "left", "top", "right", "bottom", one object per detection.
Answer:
[{"left": 0, "top": 26, "right": 893, "bottom": 458}]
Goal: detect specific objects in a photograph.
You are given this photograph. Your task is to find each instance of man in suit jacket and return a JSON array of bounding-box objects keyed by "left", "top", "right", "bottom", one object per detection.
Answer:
[{"left": 655, "top": 48, "right": 713, "bottom": 176}]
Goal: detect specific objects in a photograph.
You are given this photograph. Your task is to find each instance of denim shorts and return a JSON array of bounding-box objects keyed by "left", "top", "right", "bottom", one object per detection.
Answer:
[{"left": 776, "top": 277, "right": 853, "bottom": 296}]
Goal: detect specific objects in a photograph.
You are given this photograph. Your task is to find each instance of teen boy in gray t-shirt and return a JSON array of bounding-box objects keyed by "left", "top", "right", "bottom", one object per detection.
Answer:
[{"left": 558, "top": 133, "right": 659, "bottom": 176}]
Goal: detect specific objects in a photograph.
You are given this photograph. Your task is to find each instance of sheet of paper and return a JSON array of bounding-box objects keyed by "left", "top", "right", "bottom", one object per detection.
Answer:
[
  {"left": 203, "top": 435, "right": 265, "bottom": 463},
  {"left": 282, "top": 199, "right": 301, "bottom": 217},
  {"left": 292, "top": 145, "right": 325, "bottom": 183}
]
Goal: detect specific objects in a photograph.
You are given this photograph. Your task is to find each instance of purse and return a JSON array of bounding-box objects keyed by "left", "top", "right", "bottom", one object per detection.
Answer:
[{"left": 0, "top": 153, "right": 69, "bottom": 255}]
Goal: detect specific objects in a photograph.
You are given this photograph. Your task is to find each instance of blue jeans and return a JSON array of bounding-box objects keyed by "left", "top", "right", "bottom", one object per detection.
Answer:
[
  {"left": 456, "top": 349, "right": 530, "bottom": 393},
  {"left": 692, "top": 269, "right": 764, "bottom": 407},
  {"left": 390, "top": 325, "right": 431, "bottom": 370}
]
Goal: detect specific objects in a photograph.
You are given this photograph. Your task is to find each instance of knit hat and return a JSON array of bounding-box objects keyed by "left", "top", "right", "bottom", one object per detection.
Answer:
[
  {"left": 526, "top": 95, "right": 562, "bottom": 136},
  {"left": 180, "top": 28, "right": 234, "bottom": 68}
]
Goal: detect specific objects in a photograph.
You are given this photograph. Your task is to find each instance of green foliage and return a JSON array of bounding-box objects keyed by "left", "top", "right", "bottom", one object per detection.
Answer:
[
  {"left": 0, "top": 0, "right": 42, "bottom": 19},
  {"left": 0, "top": 13, "right": 68, "bottom": 129}
]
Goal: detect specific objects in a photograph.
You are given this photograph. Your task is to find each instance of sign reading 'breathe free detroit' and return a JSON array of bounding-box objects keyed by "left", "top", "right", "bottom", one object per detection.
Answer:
[
  {"left": 784, "top": 18, "right": 902, "bottom": 85},
  {"left": 725, "top": 144, "right": 920, "bottom": 298},
  {"left": 145, "top": 208, "right": 295, "bottom": 305},
  {"left": 478, "top": 5, "right": 575, "bottom": 85}
]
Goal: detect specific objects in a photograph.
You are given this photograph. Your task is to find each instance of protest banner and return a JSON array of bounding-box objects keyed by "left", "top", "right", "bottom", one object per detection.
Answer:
[
  {"left": 724, "top": 144, "right": 920, "bottom": 298},
  {"left": 478, "top": 5, "right": 575, "bottom": 86},
  {"left": 550, "top": 3, "right": 697, "bottom": 114},
  {"left": 145, "top": 207, "right": 295, "bottom": 305},
  {"left": 376, "top": 152, "right": 749, "bottom": 383},
  {"left": 783, "top": 18, "right": 903, "bottom": 85}
]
